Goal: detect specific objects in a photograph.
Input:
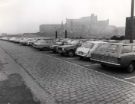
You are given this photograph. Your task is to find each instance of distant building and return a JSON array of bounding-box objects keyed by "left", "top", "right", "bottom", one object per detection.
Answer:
[
  {"left": 40, "top": 24, "right": 65, "bottom": 38},
  {"left": 39, "top": 14, "right": 124, "bottom": 38},
  {"left": 65, "top": 14, "right": 110, "bottom": 38}
]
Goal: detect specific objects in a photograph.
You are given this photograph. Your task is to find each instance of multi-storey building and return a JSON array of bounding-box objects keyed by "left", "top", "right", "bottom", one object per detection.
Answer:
[{"left": 39, "top": 14, "right": 124, "bottom": 38}]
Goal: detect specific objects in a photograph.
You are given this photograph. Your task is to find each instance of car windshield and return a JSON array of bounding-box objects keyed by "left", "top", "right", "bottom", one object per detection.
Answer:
[
  {"left": 97, "top": 43, "right": 118, "bottom": 52},
  {"left": 82, "top": 42, "right": 94, "bottom": 48},
  {"left": 55, "top": 41, "right": 62, "bottom": 45},
  {"left": 69, "top": 40, "right": 79, "bottom": 45},
  {"left": 63, "top": 40, "right": 72, "bottom": 45},
  {"left": 36, "top": 39, "right": 47, "bottom": 43}
]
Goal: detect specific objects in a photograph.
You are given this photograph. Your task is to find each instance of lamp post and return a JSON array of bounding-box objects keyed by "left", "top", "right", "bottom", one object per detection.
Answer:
[
  {"left": 130, "top": 0, "right": 134, "bottom": 43},
  {"left": 55, "top": 31, "right": 58, "bottom": 38},
  {"left": 65, "top": 30, "right": 67, "bottom": 38}
]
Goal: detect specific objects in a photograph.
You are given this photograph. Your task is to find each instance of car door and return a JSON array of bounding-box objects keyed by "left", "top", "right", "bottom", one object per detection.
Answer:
[
  {"left": 120, "top": 45, "right": 133, "bottom": 67},
  {"left": 104, "top": 44, "right": 119, "bottom": 64}
]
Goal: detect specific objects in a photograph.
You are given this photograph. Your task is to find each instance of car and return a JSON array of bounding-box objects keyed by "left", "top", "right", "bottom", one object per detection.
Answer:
[
  {"left": 8, "top": 37, "right": 21, "bottom": 43},
  {"left": 25, "top": 38, "right": 37, "bottom": 45},
  {"left": 32, "top": 38, "right": 54, "bottom": 50},
  {"left": 50, "top": 39, "right": 64, "bottom": 53},
  {"left": 91, "top": 42, "right": 135, "bottom": 73},
  {"left": 13, "top": 37, "right": 22, "bottom": 43},
  {"left": 50, "top": 38, "right": 72, "bottom": 53},
  {"left": 19, "top": 37, "right": 30, "bottom": 45},
  {"left": 57, "top": 39, "right": 82, "bottom": 57},
  {"left": 76, "top": 41, "right": 107, "bottom": 59},
  {"left": 8, "top": 37, "right": 17, "bottom": 42},
  {"left": 27, "top": 37, "right": 42, "bottom": 46},
  {"left": 1, "top": 37, "right": 10, "bottom": 41},
  {"left": 19, "top": 37, "right": 38, "bottom": 45}
]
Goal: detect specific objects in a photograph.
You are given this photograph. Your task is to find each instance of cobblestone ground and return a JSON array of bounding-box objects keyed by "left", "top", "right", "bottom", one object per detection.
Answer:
[{"left": 1, "top": 41, "right": 135, "bottom": 104}]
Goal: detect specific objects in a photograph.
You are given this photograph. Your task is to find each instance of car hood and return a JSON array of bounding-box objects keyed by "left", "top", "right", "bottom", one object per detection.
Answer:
[
  {"left": 51, "top": 44, "right": 60, "bottom": 48},
  {"left": 34, "top": 42, "right": 49, "bottom": 45},
  {"left": 59, "top": 44, "right": 74, "bottom": 48},
  {"left": 76, "top": 47, "right": 90, "bottom": 53},
  {"left": 56, "top": 42, "right": 62, "bottom": 45}
]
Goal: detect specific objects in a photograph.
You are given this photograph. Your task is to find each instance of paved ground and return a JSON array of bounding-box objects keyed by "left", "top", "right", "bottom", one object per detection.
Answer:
[
  {"left": 1, "top": 40, "right": 135, "bottom": 103},
  {"left": 0, "top": 73, "right": 40, "bottom": 104},
  {"left": 0, "top": 42, "right": 55, "bottom": 104}
]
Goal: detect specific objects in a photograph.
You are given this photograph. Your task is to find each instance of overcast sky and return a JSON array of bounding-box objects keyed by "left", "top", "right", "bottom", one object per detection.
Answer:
[{"left": 0, "top": 0, "right": 132, "bottom": 33}]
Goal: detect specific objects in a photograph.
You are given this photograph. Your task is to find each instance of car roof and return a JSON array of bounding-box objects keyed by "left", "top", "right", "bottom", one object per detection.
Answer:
[
  {"left": 84, "top": 40, "right": 107, "bottom": 44},
  {"left": 106, "top": 42, "right": 135, "bottom": 46}
]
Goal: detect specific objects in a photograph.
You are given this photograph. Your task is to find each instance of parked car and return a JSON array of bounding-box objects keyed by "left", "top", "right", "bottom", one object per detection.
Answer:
[
  {"left": 1, "top": 37, "right": 10, "bottom": 41},
  {"left": 50, "top": 38, "right": 72, "bottom": 53},
  {"left": 13, "top": 37, "right": 22, "bottom": 43},
  {"left": 19, "top": 37, "right": 30, "bottom": 45},
  {"left": 76, "top": 41, "right": 107, "bottom": 59},
  {"left": 57, "top": 39, "right": 82, "bottom": 57},
  {"left": 50, "top": 39, "right": 64, "bottom": 53},
  {"left": 91, "top": 42, "right": 135, "bottom": 73},
  {"left": 8, "top": 37, "right": 22, "bottom": 43},
  {"left": 25, "top": 38, "right": 37, "bottom": 45},
  {"left": 27, "top": 38, "right": 42, "bottom": 46},
  {"left": 32, "top": 38, "right": 54, "bottom": 50}
]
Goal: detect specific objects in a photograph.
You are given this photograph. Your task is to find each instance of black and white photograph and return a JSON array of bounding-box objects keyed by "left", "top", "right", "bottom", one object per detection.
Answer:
[{"left": 0, "top": 0, "right": 135, "bottom": 104}]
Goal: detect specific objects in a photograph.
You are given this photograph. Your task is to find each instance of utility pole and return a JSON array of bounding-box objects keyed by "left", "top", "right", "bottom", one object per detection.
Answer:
[
  {"left": 55, "top": 31, "right": 58, "bottom": 38},
  {"left": 65, "top": 30, "right": 67, "bottom": 38},
  {"left": 130, "top": 0, "right": 134, "bottom": 43}
]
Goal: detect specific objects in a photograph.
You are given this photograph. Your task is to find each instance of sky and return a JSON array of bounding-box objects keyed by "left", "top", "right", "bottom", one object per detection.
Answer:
[{"left": 0, "top": 0, "right": 132, "bottom": 33}]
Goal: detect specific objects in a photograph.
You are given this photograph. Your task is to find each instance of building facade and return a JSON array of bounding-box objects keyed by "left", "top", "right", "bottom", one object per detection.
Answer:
[
  {"left": 39, "top": 14, "right": 124, "bottom": 38},
  {"left": 65, "top": 14, "right": 110, "bottom": 38},
  {"left": 40, "top": 23, "right": 65, "bottom": 38}
]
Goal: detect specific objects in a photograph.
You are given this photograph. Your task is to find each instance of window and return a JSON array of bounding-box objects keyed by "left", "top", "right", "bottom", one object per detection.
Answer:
[
  {"left": 107, "top": 44, "right": 118, "bottom": 52},
  {"left": 96, "top": 44, "right": 118, "bottom": 53},
  {"left": 82, "top": 42, "right": 94, "bottom": 48},
  {"left": 121, "top": 45, "right": 132, "bottom": 53}
]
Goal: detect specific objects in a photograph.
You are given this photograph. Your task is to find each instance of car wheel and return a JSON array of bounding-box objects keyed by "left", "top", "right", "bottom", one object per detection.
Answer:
[
  {"left": 126, "top": 63, "right": 135, "bottom": 73},
  {"left": 68, "top": 50, "right": 74, "bottom": 57}
]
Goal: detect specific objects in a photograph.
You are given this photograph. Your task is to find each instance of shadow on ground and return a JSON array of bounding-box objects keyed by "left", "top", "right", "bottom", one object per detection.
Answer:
[{"left": 0, "top": 73, "right": 40, "bottom": 104}]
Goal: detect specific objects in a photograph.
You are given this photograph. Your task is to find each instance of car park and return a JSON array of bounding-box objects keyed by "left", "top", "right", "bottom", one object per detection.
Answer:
[
  {"left": 32, "top": 38, "right": 54, "bottom": 50},
  {"left": 91, "top": 42, "right": 135, "bottom": 73},
  {"left": 76, "top": 41, "right": 107, "bottom": 59},
  {"left": 57, "top": 39, "right": 82, "bottom": 57}
]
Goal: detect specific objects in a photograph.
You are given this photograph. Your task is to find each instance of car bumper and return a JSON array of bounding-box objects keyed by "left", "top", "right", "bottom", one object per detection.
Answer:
[
  {"left": 76, "top": 53, "right": 89, "bottom": 57},
  {"left": 76, "top": 52, "right": 89, "bottom": 58}
]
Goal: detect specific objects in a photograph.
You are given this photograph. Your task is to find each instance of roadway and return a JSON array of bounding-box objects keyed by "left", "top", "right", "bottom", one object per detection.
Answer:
[{"left": 1, "top": 40, "right": 135, "bottom": 103}]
